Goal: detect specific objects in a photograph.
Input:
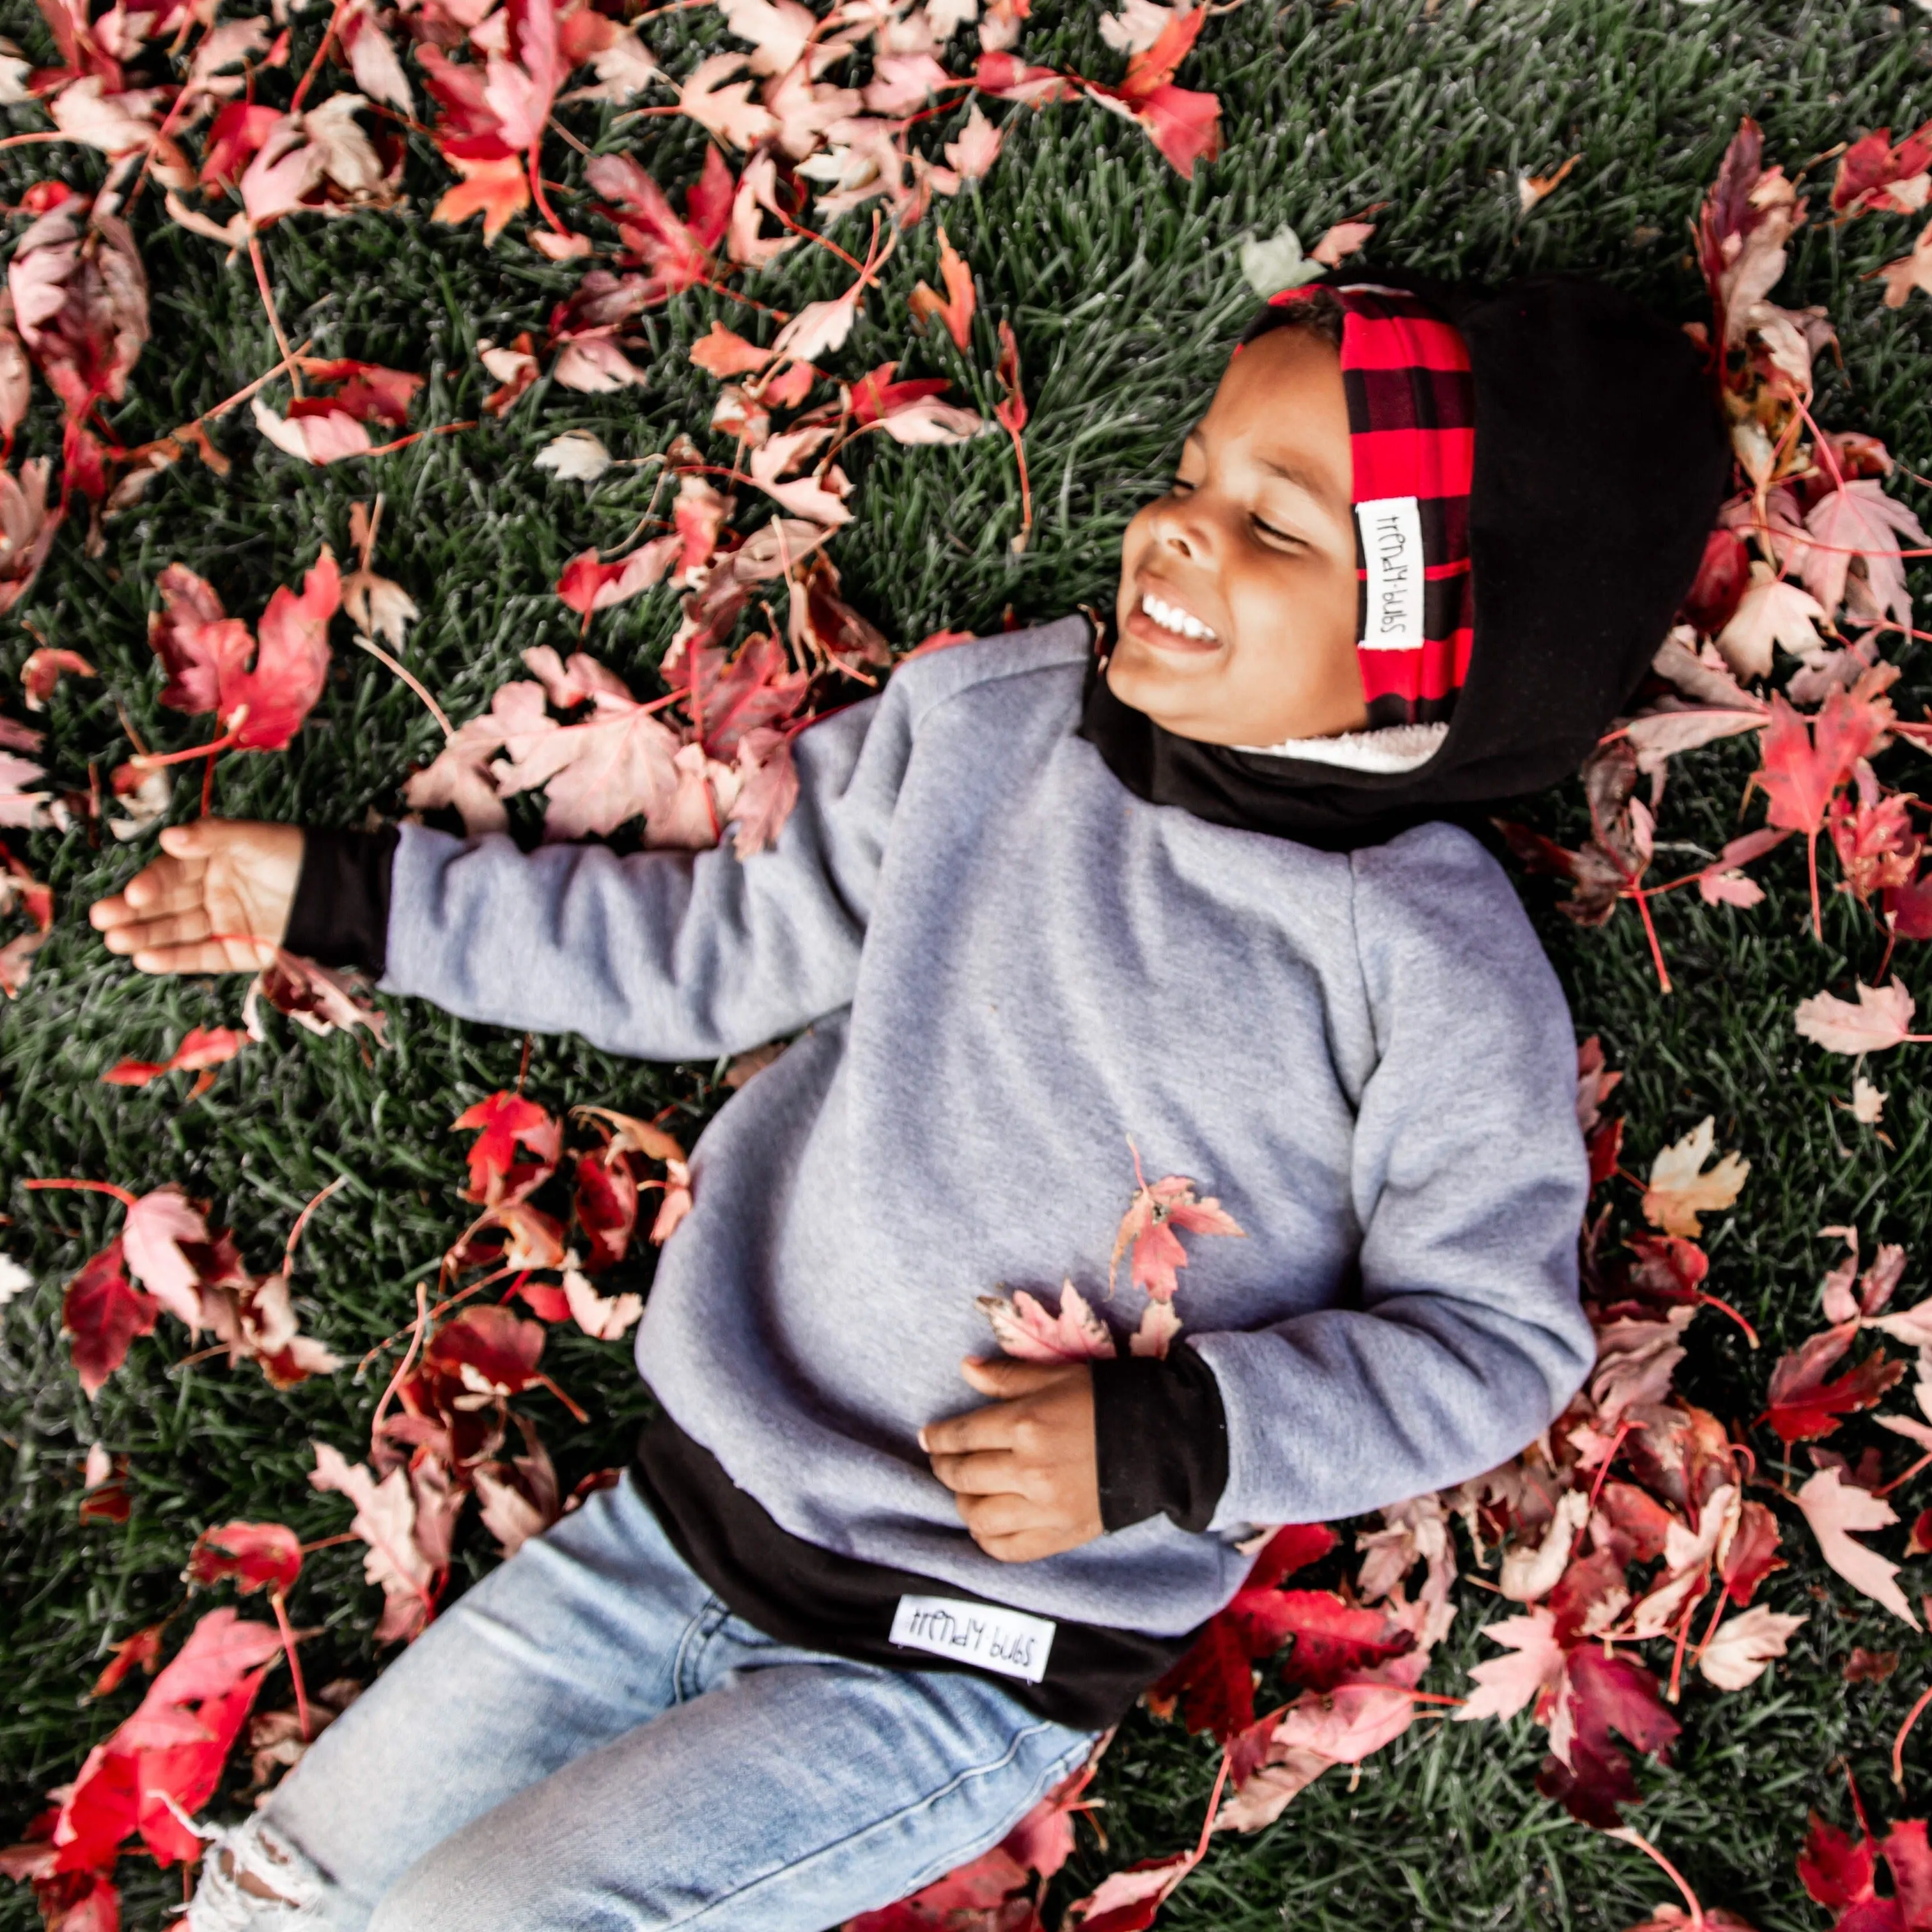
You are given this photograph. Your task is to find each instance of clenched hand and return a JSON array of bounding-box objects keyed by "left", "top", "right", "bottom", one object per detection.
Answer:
[
  {"left": 922, "top": 1358, "right": 1104, "bottom": 1563},
  {"left": 89, "top": 819, "right": 305, "bottom": 975}
]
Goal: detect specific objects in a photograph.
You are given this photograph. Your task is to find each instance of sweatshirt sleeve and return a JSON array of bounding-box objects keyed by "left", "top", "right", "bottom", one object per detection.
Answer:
[
  {"left": 1188, "top": 829, "right": 1595, "bottom": 1532},
  {"left": 379, "top": 692, "right": 903, "bottom": 1061}
]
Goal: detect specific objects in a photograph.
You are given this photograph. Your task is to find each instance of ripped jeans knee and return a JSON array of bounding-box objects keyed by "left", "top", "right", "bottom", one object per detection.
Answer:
[{"left": 186, "top": 1814, "right": 333, "bottom": 1932}]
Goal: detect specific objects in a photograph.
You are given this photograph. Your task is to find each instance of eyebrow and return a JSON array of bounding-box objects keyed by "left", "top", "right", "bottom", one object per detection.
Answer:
[
  {"left": 1254, "top": 456, "right": 1338, "bottom": 500},
  {"left": 1180, "top": 435, "right": 1349, "bottom": 518}
]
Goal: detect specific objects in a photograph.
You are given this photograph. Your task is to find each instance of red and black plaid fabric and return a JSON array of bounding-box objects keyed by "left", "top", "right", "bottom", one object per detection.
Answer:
[{"left": 1268, "top": 282, "right": 1477, "bottom": 728}]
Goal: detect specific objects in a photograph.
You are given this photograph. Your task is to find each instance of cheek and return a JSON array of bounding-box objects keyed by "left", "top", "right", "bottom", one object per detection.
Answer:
[{"left": 1225, "top": 555, "right": 1360, "bottom": 698}]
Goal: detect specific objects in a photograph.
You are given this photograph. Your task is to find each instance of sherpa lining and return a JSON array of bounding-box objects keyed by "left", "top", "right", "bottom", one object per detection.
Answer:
[{"left": 1233, "top": 720, "right": 1449, "bottom": 774}]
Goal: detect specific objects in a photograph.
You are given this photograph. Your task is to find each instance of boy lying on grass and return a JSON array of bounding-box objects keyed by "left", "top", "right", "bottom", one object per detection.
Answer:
[{"left": 92, "top": 271, "right": 1727, "bottom": 1932}]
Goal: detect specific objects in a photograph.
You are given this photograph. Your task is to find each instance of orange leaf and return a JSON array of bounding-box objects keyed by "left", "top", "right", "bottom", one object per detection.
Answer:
[
  {"left": 909, "top": 227, "right": 976, "bottom": 352},
  {"left": 433, "top": 151, "right": 531, "bottom": 243}
]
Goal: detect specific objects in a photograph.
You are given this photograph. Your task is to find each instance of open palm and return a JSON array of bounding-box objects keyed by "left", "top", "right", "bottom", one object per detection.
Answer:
[{"left": 89, "top": 820, "right": 305, "bottom": 976}]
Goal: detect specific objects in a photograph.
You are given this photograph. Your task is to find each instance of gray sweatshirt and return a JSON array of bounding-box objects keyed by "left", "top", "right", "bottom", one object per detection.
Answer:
[{"left": 384, "top": 617, "right": 1594, "bottom": 1638}]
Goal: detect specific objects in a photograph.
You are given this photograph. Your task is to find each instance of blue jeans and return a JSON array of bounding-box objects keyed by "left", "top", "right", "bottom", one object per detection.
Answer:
[{"left": 186, "top": 1475, "right": 1096, "bottom": 1932}]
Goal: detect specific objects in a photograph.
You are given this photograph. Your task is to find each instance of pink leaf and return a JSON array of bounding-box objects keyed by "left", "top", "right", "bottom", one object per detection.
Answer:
[
  {"left": 1794, "top": 978, "right": 1921, "bottom": 1055},
  {"left": 122, "top": 1185, "right": 211, "bottom": 1325},
  {"left": 979, "top": 1280, "right": 1117, "bottom": 1362},
  {"left": 1796, "top": 1465, "right": 1921, "bottom": 1627}
]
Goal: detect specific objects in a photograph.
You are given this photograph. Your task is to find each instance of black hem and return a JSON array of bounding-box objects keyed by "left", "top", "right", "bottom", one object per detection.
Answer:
[{"left": 629, "top": 1411, "right": 1195, "bottom": 1732}]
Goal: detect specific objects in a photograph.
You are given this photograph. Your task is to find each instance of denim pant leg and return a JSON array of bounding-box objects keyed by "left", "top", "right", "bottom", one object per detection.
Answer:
[
  {"left": 368, "top": 1615, "right": 1096, "bottom": 1932},
  {"left": 189, "top": 1474, "right": 718, "bottom": 1932},
  {"left": 188, "top": 1474, "right": 1097, "bottom": 1932}
]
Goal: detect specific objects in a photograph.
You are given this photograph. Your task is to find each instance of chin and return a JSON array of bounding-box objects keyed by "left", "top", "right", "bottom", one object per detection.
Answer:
[{"left": 1104, "top": 647, "right": 1208, "bottom": 738}]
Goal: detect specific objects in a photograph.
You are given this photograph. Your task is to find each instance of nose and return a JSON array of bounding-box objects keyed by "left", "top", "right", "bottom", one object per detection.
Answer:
[{"left": 1145, "top": 492, "right": 1216, "bottom": 563}]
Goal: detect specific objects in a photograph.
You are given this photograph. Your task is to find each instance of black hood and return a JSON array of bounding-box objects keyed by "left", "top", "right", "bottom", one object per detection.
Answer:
[{"left": 1078, "top": 270, "right": 1733, "bottom": 851}]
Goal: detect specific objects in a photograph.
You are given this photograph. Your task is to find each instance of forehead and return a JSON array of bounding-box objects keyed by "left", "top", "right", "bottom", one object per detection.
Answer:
[{"left": 1192, "top": 328, "right": 1353, "bottom": 493}]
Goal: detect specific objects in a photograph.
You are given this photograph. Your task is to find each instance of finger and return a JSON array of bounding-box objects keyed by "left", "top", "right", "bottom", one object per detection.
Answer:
[
  {"left": 124, "top": 856, "right": 204, "bottom": 912},
  {"left": 960, "top": 1357, "right": 1065, "bottom": 1399},
  {"left": 127, "top": 868, "right": 205, "bottom": 914},
  {"left": 91, "top": 862, "right": 186, "bottom": 920},
  {"left": 920, "top": 1400, "right": 1023, "bottom": 1459},
  {"left": 98, "top": 872, "right": 205, "bottom": 929},
  {"left": 952, "top": 1490, "right": 1044, "bottom": 1540},
  {"left": 928, "top": 1449, "right": 1034, "bottom": 1497},
  {"left": 102, "top": 908, "right": 213, "bottom": 957},
  {"left": 158, "top": 819, "right": 237, "bottom": 862},
  {"left": 973, "top": 1527, "right": 1080, "bottom": 1564},
  {"left": 128, "top": 938, "right": 250, "bottom": 976}
]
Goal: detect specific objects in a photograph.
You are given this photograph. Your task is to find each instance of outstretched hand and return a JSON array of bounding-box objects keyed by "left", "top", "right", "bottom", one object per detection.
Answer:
[
  {"left": 89, "top": 819, "right": 305, "bottom": 976},
  {"left": 922, "top": 1358, "right": 1103, "bottom": 1564}
]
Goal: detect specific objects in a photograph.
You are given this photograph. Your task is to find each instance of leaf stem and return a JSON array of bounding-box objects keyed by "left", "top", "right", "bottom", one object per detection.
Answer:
[
  {"left": 353, "top": 636, "right": 454, "bottom": 741},
  {"left": 1895, "top": 1680, "right": 1932, "bottom": 1788},
  {"left": 270, "top": 1588, "right": 312, "bottom": 1741},
  {"left": 247, "top": 235, "right": 303, "bottom": 399},
  {"left": 22, "top": 1177, "right": 141, "bottom": 1209},
  {"left": 289, "top": 0, "right": 352, "bottom": 114},
  {"left": 282, "top": 1173, "right": 349, "bottom": 1275},
  {"left": 359, "top": 420, "right": 478, "bottom": 459},
  {"left": 130, "top": 710, "right": 250, "bottom": 770},
  {"left": 1605, "top": 1827, "right": 1705, "bottom": 1928}
]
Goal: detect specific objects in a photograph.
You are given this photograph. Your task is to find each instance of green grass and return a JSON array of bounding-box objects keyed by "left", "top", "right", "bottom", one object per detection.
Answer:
[{"left": 4, "top": 1, "right": 1932, "bottom": 1927}]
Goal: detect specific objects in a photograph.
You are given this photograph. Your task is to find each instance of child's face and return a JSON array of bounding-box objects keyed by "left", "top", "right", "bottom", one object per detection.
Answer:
[{"left": 1108, "top": 327, "right": 1368, "bottom": 746}]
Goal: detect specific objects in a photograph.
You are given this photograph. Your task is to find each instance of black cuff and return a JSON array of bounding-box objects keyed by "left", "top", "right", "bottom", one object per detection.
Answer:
[
  {"left": 1092, "top": 1344, "right": 1229, "bottom": 1535},
  {"left": 282, "top": 825, "right": 400, "bottom": 975}
]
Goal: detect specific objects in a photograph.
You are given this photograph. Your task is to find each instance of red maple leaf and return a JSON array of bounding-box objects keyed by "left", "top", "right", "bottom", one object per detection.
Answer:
[
  {"left": 1799, "top": 1794, "right": 1932, "bottom": 1932},
  {"left": 433, "top": 144, "right": 531, "bottom": 241},
  {"left": 101, "top": 1024, "right": 247, "bottom": 1094},
  {"left": 555, "top": 536, "right": 681, "bottom": 616},
  {"left": 422, "top": 1304, "right": 546, "bottom": 1398},
  {"left": 293, "top": 358, "right": 424, "bottom": 427},
  {"left": 62, "top": 1240, "right": 158, "bottom": 1398},
  {"left": 1075, "top": 6, "right": 1221, "bottom": 178},
  {"left": 849, "top": 362, "right": 952, "bottom": 428},
  {"left": 586, "top": 145, "right": 733, "bottom": 303},
  {"left": 678, "top": 626, "right": 812, "bottom": 758},
  {"left": 201, "top": 101, "right": 282, "bottom": 190},
  {"left": 1145, "top": 1522, "right": 1338, "bottom": 1739},
  {"left": 1765, "top": 1325, "right": 1905, "bottom": 1443},
  {"left": 785, "top": 555, "right": 890, "bottom": 680},
  {"left": 907, "top": 227, "right": 976, "bottom": 352},
  {"left": 7, "top": 195, "right": 147, "bottom": 453},
  {"left": 1832, "top": 121, "right": 1932, "bottom": 215},
  {"left": 1534, "top": 1647, "right": 1679, "bottom": 1828},
  {"left": 1719, "top": 1498, "right": 1786, "bottom": 1606},
  {"left": 572, "top": 1151, "right": 637, "bottom": 1272},
  {"left": 1751, "top": 681, "right": 1894, "bottom": 936},
  {"left": 186, "top": 1521, "right": 303, "bottom": 1597},
  {"left": 1226, "top": 1589, "right": 1415, "bottom": 1695},
  {"left": 89, "top": 1624, "right": 165, "bottom": 1700},
  {"left": 48, "top": 1609, "right": 284, "bottom": 1875},
  {"left": 149, "top": 554, "right": 340, "bottom": 752},
  {"left": 1682, "top": 523, "right": 1752, "bottom": 634},
  {"left": 452, "top": 1091, "right": 562, "bottom": 1204}
]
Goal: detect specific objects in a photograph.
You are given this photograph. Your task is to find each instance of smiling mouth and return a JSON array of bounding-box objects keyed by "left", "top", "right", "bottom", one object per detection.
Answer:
[{"left": 1137, "top": 587, "right": 1218, "bottom": 644}]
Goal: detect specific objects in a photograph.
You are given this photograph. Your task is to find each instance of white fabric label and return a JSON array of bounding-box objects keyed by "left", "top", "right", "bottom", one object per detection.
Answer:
[
  {"left": 1355, "top": 494, "right": 1425, "bottom": 649},
  {"left": 889, "top": 1595, "right": 1056, "bottom": 1684}
]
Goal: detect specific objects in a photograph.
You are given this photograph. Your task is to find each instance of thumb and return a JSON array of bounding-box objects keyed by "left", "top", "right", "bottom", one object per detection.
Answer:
[
  {"left": 158, "top": 819, "right": 223, "bottom": 859},
  {"left": 960, "top": 1355, "right": 1058, "bottom": 1398}
]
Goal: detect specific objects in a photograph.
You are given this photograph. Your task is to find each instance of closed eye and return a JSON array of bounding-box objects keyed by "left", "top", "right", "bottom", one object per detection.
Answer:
[{"left": 1251, "top": 513, "right": 1301, "bottom": 546}]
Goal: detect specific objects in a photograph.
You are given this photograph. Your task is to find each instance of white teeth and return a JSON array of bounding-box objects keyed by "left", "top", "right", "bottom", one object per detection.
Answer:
[{"left": 1140, "top": 590, "right": 1216, "bottom": 642}]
